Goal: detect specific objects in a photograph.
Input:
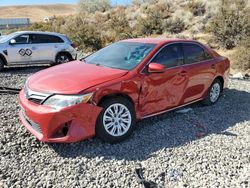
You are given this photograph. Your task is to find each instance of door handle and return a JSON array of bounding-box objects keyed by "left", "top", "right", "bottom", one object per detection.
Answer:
[
  {"left": 211, "top": 64, "right": 215, "bottom": 69},
  {"left": 178, "top": 70, "right": 187, "bottom": 77},
  {"left": 31, "top": 47, "right": 36, "bottom": 50}
]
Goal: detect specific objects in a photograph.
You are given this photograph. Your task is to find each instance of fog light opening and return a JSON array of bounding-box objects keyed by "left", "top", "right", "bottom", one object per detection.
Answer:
[
  {"left": 51, "top": 122, "right": 71, "bottom": 138},
  {"left": 62, "top": 125, "right": 69, "bottom": 136}
]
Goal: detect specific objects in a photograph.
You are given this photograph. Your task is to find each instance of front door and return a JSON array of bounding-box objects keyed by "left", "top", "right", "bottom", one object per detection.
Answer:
[
  {"left": 140, "top": 43, "right": 188, "bottom": 116},
  {"left": 7, "top": 34, "right": 34, "bottom": 64}
]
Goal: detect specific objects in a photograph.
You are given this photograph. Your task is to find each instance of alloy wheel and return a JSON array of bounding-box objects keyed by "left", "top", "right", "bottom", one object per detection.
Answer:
[
  {"left": 210, "top": 82, "right": 221, "bottom": 103},
  {"left": 103, "top": 103, "right": 132, "bottom": 137}
]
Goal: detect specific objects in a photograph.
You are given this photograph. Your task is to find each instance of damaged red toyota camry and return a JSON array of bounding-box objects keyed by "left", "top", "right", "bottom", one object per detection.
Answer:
[{"left": 19, "top": 38, "right": 230, "bottom": 143}]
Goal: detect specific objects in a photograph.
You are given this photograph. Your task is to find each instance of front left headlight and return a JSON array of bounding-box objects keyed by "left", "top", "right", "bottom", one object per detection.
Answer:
[{"left": 43, "top": 93, "right": 93, "bottom": 109}]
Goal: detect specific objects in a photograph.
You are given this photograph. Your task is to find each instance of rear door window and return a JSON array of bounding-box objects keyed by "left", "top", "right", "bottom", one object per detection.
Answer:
[
  {"left": 151, "top": 43, "right": 184, "bottom": 68},
  {"left": 183, "top": 43, "right": 212, "bottom": 64}
]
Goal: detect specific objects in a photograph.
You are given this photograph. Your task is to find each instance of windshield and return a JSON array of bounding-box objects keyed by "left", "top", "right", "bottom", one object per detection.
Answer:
[
  {"left": 0, "top": 32, "right": 18, "bottom": 43},
  {"left": 84, "top": 42, "right": 156, "bottom": 70}
]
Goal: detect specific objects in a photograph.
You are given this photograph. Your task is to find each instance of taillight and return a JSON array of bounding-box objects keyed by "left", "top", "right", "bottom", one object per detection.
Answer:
[{"left": 71, "top": 43, "right": 77, "bottom": 48}]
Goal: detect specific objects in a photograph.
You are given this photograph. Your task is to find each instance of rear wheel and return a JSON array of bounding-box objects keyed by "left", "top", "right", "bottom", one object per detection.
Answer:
[
  {"left": 0, "top": 58, "right": 4, "bottom": 71},
  {"left": 96, "top": 97, "right": 136, "bottom": 144},
  {"left": 55, "top": 52, "right": 72, "bottom": 65},
  {"left": 202, "top": 79, "right": 222, "bottom": 105}
]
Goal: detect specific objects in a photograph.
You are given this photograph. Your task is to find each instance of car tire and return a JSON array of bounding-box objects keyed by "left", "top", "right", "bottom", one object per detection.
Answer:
[
  {"left": 202, "top": 79, "right": 222, "bottom": 106},
  {"left": 0, "top": 58, "right": 4, "bottom": 71},
  {"left": 55, "top": 52, "right": 72, "bottom": 65},
  {"left": 96, "top": 97, "right": 136, "bottom": 144}
]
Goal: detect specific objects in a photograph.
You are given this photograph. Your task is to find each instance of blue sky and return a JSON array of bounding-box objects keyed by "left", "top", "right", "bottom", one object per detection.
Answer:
[{"left": 0, "top": 0, "right": 132, "bottom": 6}]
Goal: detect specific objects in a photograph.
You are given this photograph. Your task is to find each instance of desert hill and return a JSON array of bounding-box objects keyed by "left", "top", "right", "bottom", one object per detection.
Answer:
[{"left": 0, "top": 4, "right": 76, "bottom": 22}]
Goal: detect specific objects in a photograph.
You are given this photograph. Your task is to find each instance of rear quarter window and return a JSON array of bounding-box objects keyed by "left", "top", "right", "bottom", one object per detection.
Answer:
[{"left": 47, "top": 35, "right": 64, "bottom": 43}]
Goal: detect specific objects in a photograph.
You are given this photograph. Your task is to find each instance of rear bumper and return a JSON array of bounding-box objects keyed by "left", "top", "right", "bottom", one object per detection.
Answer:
[
  {"left": 70, "top": 50, "right": 77, "bottom": 60},
  {"left": 223, "top": 68, "right": 230, "bottom": 88},
  {"left": 72, "top": 52, "right": 77, "bottom": 60},
  {"left": 18, "top": 89, "right": 102, "bottom": 143}
]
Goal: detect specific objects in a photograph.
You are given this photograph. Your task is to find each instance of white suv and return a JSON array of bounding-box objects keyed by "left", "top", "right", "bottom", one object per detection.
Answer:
[{"left": 0, "top": 31, "right": 77, "bottom": 71}]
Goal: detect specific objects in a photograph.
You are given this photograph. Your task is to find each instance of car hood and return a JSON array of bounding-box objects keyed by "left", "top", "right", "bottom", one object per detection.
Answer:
[{"left": 27, "top": 61, "right": 128, "bottom": 94}]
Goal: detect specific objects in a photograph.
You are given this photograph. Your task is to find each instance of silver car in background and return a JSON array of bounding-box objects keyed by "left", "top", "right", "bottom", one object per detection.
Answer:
[{"left": 0, "top": 31, "right": 77, "bottom": 71}]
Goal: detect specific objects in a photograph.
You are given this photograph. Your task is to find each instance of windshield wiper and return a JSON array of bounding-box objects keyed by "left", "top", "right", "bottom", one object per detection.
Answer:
[
  {"left": 80, "top": 58, "right": 87, "bottom": 62},
  {"left": 82, "top": 59, "right": 101, "bottom": 66},
  {"left": 95, "top": 63, "right": 102, "bottom": 66}
]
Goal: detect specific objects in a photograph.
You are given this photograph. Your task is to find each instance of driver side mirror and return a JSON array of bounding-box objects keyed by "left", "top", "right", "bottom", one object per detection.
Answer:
[
  {"left": 148, "top": 63, "right": 165, "bottom": 73},
  {"left": 9, "top": 39, "right": 16, "bottom": 45}
]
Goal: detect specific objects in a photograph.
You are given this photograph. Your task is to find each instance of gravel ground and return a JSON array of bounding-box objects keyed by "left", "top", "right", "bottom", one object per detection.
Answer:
[{"left": 0, "top": 66, "right": 249, "bottom": 188}]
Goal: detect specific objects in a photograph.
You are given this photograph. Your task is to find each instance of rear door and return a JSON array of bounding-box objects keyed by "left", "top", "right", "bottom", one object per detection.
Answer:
[
  {"left": 182, "top": 43, "right": 217, "bottom": 103},
  {"left": 29, "top": 34, "right": 64, "bottom": 62},
  {"left": 140, "top": 43, "right": 188, "bottom": 116}
]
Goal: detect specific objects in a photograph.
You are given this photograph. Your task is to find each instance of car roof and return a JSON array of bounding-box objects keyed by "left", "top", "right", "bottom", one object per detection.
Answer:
[
  {"left": 122, "top": 38, "right": 198, "bottom": 45},
  {"left": 13, "top": 31, "right": 65, "bottom": 36}
]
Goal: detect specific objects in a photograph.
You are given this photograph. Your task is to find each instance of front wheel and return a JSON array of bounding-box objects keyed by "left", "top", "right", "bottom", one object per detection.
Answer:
[
  {"left": 202, "top": 79, "right": 222, "bottom": 105},
  {"left": 0, "top": 58, "right": 4, "bottom": 71},
  {"left": 96, "top": 97, "right": 136, "bottom": 144}
]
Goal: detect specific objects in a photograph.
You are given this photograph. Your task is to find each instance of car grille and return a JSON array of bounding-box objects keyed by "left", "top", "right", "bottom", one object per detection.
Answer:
[
  {"left": 24, "top": 85, "right": 50, "bottom": 105},
  {"left": 22, "top": 110, "right": 42, "bottom": 134}
]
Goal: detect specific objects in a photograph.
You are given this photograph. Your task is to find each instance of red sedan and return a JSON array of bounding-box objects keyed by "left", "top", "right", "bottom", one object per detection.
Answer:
[{"left": 19, "top": 38, "right": 230, "bottom": 143}]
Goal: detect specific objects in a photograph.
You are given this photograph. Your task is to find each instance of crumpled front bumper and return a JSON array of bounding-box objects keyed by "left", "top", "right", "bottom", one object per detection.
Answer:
[{"left": 18, "top": 89, "right": 102, "bottom": 143}]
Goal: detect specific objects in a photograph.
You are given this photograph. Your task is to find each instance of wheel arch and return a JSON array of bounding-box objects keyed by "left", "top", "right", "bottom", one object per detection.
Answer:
[
  {"left": 202, "top": 75, "right": 225, "bottom": 100},
  {"left": 0, "top": 53, "right": 7, "bottom": 65},
  {"left": 95, "top": 92, "right": 137, "bottom": 143},
  {"left": 214, "top": 75, "right": 224, "bottom": 91},
  {"left": 97, "top": 93, "right": 135, "bottom": 107},
  {"left": 55, "top": 51, "right": 73, "bottom": 62}
]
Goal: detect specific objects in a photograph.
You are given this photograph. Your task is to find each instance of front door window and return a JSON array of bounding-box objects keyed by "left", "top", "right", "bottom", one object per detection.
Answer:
[{"left": 151, "top": 43, "right": 184, "bottom": 68}]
